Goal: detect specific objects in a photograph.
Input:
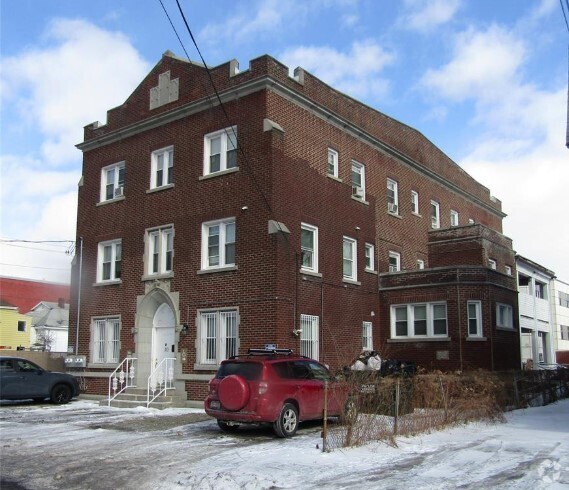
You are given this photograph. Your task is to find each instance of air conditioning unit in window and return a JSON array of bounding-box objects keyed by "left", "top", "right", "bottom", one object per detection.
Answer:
[
  {"left": 114, "top": 187, "right": 124, "bottom": 197},
  {"left": 352, "top": 186, "right": 364, "bottom": 198},
  {"left": 388, "top": 203, "right": 398, "bottom": 214}
]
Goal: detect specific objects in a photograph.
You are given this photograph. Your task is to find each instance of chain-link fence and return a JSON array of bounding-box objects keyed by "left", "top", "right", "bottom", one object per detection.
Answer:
[{"left": 322, "top": 368, "right": 569, "bottom": 451}]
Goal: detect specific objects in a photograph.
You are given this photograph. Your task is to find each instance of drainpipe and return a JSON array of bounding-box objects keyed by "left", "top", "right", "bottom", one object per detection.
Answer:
[
  {"left": 74, "top": 237, "right": 83, "bottom": 355},
  {"left": 456, "top": 269, "right": 463, "bottom": 371}
]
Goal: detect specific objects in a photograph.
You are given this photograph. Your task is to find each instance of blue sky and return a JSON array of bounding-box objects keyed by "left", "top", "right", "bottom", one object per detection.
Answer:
[{"left": 1, "top": 0, "right": 568, "bottom": 283}]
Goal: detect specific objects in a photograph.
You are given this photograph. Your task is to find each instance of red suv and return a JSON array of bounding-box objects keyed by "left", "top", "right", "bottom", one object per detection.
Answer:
[{"left": 204, "top": 348, "right": 351, "bottom": 437}]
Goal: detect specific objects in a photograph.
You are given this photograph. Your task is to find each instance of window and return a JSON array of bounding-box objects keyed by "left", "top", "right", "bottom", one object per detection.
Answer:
[
  {"left": 388, "top": 251, "right": 401, "bottom": 272},
  {"left": 559, "top": 292, "right": 569, "bottom": 308},
  {"left": 342, "top": 236, "right": 357, "bottom": 281},
  {"left": 561, "top": 325, "right": 569, "bottom": 340},
  {"left": 417, "top": 259, "right": 425, "bottom": 270},
  {"left": 300, "top": 314, "right": 319, "bottom": 360},
  {"left": 17, "top": 321, "right": 26, "bottom": 332},
  {"left": 391, "top": 303, "right": 448, "bottom": 338},
  {"left": 535, "top": 281, "right": 547, "bottom": 300},
  {"left": 202, "top": 219, "right": 236, "bottom": 270},
  {"left": 467, "top": 301, "right": 482, "bottom": 337},
  {"left": 411, "top": 191, "right": 419, "bottom": 214},
  {"left": 92, "top": 317, "right": 120, "bottom": 364},
  {"left": 301, "top": 223, "right": 318, "bottom": 273},
  {"left": 97, "top": 239, "right": 122, "bottom": 282},
  {"left": 351, "top": 161, "right": 365, "bottom": 200},
  {"left": 204, "top": 127, "right": 237, "bottom": 175},
  {"left": 365, "top": 243, "right": 375, "bottom": 271},
  {"left": 387, "top": 179, "right": 399, "bottom": 214},
  {"left": 488, "top": 259, "right": 497, "bottom": 270},
  {"left": 430, "top": 200, "right": 440, "bottom": 229},
  {"left": 450, "top": 210, "right": 459, "bottom": 227},
  {"left": 198, "top": 309, "right": 239, "bottom": 365},
  {"left": 100, "top": 162, "right": 125, "bottom": 202},
  {"left": 327, "top": 148, "right": 338, "bottom": 178},
  {"left": 151, "top": 146, "right": 173, "bottom": 189},
  {"left": 147, "top": 226, "right": 173, "bottom": 275},
  {"left": 496, "top": 303, "right": 514, "bottom": 329},
  {"left": 362, "top": 321, "right": 373, "bottom": 351},
  {"left": 505, "top": 265, "right": 512, "bottom": 276}
]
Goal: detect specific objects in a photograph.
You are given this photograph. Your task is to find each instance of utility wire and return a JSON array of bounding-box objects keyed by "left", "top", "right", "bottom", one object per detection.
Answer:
[
  {"left": 0, "top": 262, "right": 70, "bottom": 271},
  {"left": 562, "top": 0, "right": 569, "bottom": 33}
]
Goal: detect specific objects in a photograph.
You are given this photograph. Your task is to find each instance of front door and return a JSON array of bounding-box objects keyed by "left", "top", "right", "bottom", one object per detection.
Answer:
[{"left": 152, "top": 303, "right": 176, "bottom": 370}]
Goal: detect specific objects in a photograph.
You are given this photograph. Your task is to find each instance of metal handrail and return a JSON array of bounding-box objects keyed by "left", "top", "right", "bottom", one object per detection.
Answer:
[
  {"left": 108, "top": 357, "right": 137, "bottom": 406},
  {"left": 147, "top": 357, "right": 176, "bottom": 407}
]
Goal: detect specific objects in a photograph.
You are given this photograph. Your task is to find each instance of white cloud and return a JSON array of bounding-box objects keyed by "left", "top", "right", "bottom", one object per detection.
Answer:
[
  {"left": 0, "top": 19, "right": 149, "bottom": 282},
  {"left": 280, "top": 40, "right": 395, "bottom": 100},
  {"left": 421, "top": 23, "right": 569, "bottom": 278},
  {"left": 1, "top": 18, "right": 150, "bottom": 166},
  {"left": 401, "top": 0, "right": 461, "bottom": 32}
]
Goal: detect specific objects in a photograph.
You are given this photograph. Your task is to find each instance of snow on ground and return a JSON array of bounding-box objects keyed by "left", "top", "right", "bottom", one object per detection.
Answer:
[{"left": 1, "top": 398, "right": 568, "bottom": 489}]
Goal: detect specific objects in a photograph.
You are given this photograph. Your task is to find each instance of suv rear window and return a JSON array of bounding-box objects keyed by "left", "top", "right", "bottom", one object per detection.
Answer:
[{"left": 216, "top": 361, "right": 263, "bottom": 381}]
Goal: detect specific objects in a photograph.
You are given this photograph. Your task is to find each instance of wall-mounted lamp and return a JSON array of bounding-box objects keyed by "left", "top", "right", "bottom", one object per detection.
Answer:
[
  {"left": 355, "top": 226, "right": 361, "bottom": 230},
  {"left": 180, "top": 323, "right": 189, "bottom": 334},
  {"left": 292, "top": 328, "right": 302, "bottom": 336},
  {"left": 241, "top": 206, "right": 249, "bottom": 211}
]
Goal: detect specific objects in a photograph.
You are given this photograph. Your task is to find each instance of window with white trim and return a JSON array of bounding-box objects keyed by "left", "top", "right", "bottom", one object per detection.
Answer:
[
  {"left": 343, "top": 236, "right": 357, "bottom": 281},
  {"left": 201, "top": 219, "right": 236, "bottom": 269},
  {"left": 100, "top": 162, "right": 125, "bottom": 202},
  {"left": 388, "top": 251, "right": 401, "bottom": 272},
  {"left": 351, "top": 161, "right": 365, "bottom": 200},
  {"left": 300, "top": 314, "right": 319, "bottom": 360},
  {"left": 365, "top": 243, "right": 375, "bottom": 271},
  {"left": 147, "top": 226, "right": 173, "bottom": 275},
  {"left": 467, "top": 301, "right": 482, "bottom": 337},
  {"left": 387, "top": 179, "right": 399, "bottom": 214},
  {"left": 150, "top": 146, "right": 173, "bottom": 189},
  {"left": 450, "top": 210, "right": 459, "bottom": 227},
  {"left": 204, "top": 127, "right": 237, "bottom": 175},
  {"left": 417, "top": 259, "right": 425, "bottom": 270},
  {"left": 198, "top": 309, "right": 239, "bottom": 365},
  {"left": 327, "top": 148, "right": 339, "bottom": 178},
  {"left": 391, "top": 303, "right": 448, "bottom": 338},
  {"left": 488, "top": 259, "right": 497, "bottom": 270},
  {"left": 430, "top": 200, "right": 440, "bottom": 229},
  {"left": 362, "top": 321, "right": 373, "bottom": 350},
  {"left": 496, "top": 303, "right": 513, "bottom": 329},
  {"left": 300, "top": 223, "right": 318, "bottom": 273},
  {"left": 92, "top": 317, "right": 120, "bottom": 364},
  {"left": 411, "top": 190, "right": 419, "bottom": 214},
  {"left": 97, "top": 239, "right": 122, "bottom": 282}
]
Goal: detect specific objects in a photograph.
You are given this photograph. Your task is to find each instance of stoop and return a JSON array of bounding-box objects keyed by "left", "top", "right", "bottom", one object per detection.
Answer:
[{"left": 101, "top": 387, "right": 188, "bottom": 409}]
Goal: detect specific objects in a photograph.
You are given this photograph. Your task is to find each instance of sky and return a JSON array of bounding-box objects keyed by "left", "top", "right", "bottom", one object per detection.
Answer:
[
  {"left": 1, "top": 0, "right": 568, "bottom": 284},
  {"left": 1, "top": 398, "right": 568, "bottom": 488}
]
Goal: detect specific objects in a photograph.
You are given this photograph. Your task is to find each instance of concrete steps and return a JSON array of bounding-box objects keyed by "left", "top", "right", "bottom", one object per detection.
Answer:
[{"left": 101, "top": 387, "right": 188, "bottom": 409}]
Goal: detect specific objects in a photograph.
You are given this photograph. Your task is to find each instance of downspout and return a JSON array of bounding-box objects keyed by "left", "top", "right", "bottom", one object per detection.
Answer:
[
  {"left": 320, "top": 279, "right": 324, "bottom": 360},
  {"left": 74, "top": 237, "right": 83, "bottom": 355},
  {"left": 456, "top": 268, "right": 463, "bottom": 371}
]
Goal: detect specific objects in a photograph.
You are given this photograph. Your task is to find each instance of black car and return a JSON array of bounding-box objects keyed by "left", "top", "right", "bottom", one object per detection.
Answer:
[{"left": 0, "top": 356, "right": 80, "bottom": 404}]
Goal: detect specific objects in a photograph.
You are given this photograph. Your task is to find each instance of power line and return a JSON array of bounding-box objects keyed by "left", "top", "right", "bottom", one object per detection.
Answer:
[
  {"left": 1, "top": 242, "right": 70, "bottom": 254},
  {"left": 561, "top": 0, "right": 569, "bottom": 33},
  {"left": 0, "top": 239, "right": 74, "bottom": 245},
  {"left": 0, "top": 262, "right": 70, "bottom": 271}
]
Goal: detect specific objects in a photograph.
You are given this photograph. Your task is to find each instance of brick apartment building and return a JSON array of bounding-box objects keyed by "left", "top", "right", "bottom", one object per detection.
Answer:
[{"left": 71, "top": 52, "right": 520, "bottom": 401}]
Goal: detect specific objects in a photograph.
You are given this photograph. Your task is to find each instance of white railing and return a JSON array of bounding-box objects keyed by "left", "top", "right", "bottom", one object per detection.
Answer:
[
  {"left": 108, "top": 357, "right": 137, "bottom": 406},
  {"left": 147, "top": 358, "right": 175, "bottom": 407}
]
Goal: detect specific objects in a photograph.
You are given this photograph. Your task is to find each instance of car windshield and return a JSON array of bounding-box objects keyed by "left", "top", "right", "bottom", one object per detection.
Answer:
[{"left": 216, "top": 361, "right": 263, "bottom": 381}]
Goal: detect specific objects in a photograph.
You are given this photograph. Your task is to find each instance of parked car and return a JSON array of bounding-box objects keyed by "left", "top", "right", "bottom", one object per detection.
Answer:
[
  {"left": 204, "top": 348, "right": 352, "bottom": 437},
  {"left": 0, "top": 356, "right": 80, "bottom": 404}
]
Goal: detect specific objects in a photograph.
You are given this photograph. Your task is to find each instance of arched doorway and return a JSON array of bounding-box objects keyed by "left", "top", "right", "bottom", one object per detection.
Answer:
[{"left": 152, "top": 303, "right": 176, "bottom": 369}]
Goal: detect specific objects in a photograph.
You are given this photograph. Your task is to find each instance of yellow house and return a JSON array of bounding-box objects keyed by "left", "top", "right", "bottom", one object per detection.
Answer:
[{"left": 0, "top": 301, "right": 32, "bottom": 350}]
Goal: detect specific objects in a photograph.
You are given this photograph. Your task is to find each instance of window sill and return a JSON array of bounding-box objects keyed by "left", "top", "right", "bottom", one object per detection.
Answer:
[
  {"left": 496, "top": 326, "right": 516, "bottom": 332},
  {"left": 466, "top": 336, "right": 487, "bottom": 341},
  {"left": 199, "top": 167, "right": 239, "bottom": 181},
  {"left": 93, "top": 280, "right": 122, "bottom": 287},
  {"left": 146, "top": 183, "right": 174, "bottom": 194},
  {"left": 342, "top": 278, "right": 361, "bottom": 286},
  {"left": 387, "top": 211, "right": 402, "bottom": 219},
  {"left": 412, "top": 212, "right": 422, "bottom": 218},
  {"left": 300, "top": 270, "right": 322, "bottom": 278},
  {"left": 197, "top": 265, "right": 238, "bottom": 275},
  {"left": 87, "top": 363, "right": 119, "bottom": 369},
  {"left": 141, "top": 272, "right": 174, "bottom": 281},
  {"left": 365, "top": 269, "right": 378, "bottom": 275},
  {"left": 351, "top": 196, "right": 369, "bottom": 205},
  {"left": 387, "top": 337, "right": 451, "bottom": 343},
  {"left": 194, "top": 363, "right": 220, "bottom": 371},
  {"left": 97, "top": 196, "right": 125, "bottom": 206},
  {"left": 327, "top": 174, "right": 342, "bottom": 183}
]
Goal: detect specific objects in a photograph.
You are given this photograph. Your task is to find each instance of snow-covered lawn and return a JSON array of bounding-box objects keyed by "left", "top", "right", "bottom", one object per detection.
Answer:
[{"left": 1, "top": 398, "right": 567, "bottom": 489}]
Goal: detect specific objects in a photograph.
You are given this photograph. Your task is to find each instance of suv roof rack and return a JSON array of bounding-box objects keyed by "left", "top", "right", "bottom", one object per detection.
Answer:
[{"left": 247, "top": 348, "right": 294, "bottom": 356}]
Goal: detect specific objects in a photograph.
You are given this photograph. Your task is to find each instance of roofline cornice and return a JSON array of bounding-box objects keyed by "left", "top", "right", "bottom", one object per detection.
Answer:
[{"left": 77, "top": 75, "right": 505, "bottom": 219}]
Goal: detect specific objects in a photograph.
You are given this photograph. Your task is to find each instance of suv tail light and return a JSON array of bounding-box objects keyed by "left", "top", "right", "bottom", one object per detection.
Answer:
[
  {"left": 209, "top": 379, "right": 218, "bottom": 396},
  {"left": 258, "top": 381, "right": 268, "bottom": 395}
]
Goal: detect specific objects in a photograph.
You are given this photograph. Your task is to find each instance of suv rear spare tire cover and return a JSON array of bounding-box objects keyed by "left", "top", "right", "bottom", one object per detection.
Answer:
[{"left": 218, "top": 374, "right": 250, "bottom": 411}]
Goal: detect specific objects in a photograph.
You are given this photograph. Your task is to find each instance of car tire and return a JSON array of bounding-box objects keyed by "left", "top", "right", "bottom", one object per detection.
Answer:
[
  {"left": 50, "top": 384, "right": 72, "bottom": 404},
  {"left": 273, "top": 403, "right": 299, "bottom": 438},
  {"left": 217, "top": 420, "right": 240, "bottom": 433}
]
